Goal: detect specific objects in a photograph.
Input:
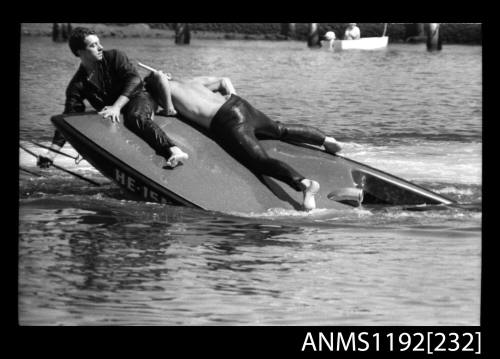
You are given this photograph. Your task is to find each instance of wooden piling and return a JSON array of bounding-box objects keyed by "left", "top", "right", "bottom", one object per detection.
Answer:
[
  {"left": 405, "top": 23, "right": 426, "bottom": 43},
  {"left": 62, "top": 23, "right": 72, "bottom": 41},
  {"left": 174, "top": 23, "right": 191, "bottom": 45},
  {"left": 425, "top": 23, "right": 442, "bottom": 51},
  {"left": 280, "top": 23, "right": 296, "bottom": 39},
  {"left": 417, "top": 23, "right": 425, "bottom": 37},
  {"left": 52, "top": 23, "right": 72, "bottom": 42},
  {"left": 307, "top": 23, "right": 321, "bottom": 48},
  {"left": 52, "top": 23, "right": 61, "bottom": 42}
]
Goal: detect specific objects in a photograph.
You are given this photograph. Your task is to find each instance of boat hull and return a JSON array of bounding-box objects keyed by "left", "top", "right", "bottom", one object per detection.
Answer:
[{"left": 51, "top": 112, "right": 454, "bottom": 214}]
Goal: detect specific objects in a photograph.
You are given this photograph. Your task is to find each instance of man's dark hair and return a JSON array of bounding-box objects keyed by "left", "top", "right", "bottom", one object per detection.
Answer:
[{"left": 68, "top": 27, "right": 97, "bottom": 57}]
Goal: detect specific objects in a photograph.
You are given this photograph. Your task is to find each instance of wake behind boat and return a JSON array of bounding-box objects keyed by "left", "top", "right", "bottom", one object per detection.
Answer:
[{"left": 50, "top": 112, "right": 454, "bottom": 214}]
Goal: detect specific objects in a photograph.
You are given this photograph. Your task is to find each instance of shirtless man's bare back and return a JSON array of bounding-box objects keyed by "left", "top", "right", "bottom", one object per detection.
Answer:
[
  {"left": 167, "top": 78, "right": 228, "bottom": 127},
  {"left": 144, "top": 70, "right": 342, "bottom": 211}
]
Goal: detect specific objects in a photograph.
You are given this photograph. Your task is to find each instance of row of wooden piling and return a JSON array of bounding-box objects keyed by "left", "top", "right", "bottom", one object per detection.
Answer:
[
  {"left": 52, "top": 23, "right": 442, "bottom": 51},
  {"left": 52, "top": 23, "right": 72, "bottom": 42}
]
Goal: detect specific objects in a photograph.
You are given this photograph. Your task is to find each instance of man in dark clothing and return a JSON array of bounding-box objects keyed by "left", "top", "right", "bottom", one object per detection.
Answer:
[{"left": 37, "top": 27, "right": 188, "bottom": 169}]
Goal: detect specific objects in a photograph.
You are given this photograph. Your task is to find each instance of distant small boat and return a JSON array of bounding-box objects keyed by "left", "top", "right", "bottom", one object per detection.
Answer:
[{"left": 333, "top": 36, "right": 389, "bottom": 51}]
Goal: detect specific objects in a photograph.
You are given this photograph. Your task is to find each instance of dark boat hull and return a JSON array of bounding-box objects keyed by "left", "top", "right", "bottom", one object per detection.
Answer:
[{"left": 51, "top": 113, "right": 454, "bottom": 214}]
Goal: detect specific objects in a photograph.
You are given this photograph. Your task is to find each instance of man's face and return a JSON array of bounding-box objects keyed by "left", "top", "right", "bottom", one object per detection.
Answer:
[{"left": 79, "top": 34, "right": 103, "bottom": 62}]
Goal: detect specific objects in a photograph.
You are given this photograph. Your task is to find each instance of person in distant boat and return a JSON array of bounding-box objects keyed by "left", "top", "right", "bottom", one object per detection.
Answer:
[
  {"left": 37, "top": 27, "right": 188, "bottom": 170},
  {"left": 344, "top": 23, "right": 361, "bottom": 40},
  {"left": 324, "top": 31, "right": 336, "bottom": 50},
  {"left": 143, "top": 69, "right": 343, "bottom": 211}
]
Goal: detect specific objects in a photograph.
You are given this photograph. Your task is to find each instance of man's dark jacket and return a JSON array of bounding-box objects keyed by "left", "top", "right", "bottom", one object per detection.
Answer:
[{"left": 52, "top": 49, "right": 144, "bottom": 147}]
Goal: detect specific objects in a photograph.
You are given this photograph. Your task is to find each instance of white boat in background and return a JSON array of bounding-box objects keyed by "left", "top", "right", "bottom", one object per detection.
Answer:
[
  {"left": 333, "top": 36, "right": 389, "bottom": 51},
  {"left": 322, "top": 23, "right": 390, "bottom": 51}
]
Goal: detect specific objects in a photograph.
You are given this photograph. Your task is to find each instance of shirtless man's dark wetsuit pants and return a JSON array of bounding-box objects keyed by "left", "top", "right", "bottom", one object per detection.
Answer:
[
  {"left": 122, "top": 91, "right": 177, "bottom": 160},
  {"left": 210, "top": 94, "right": 327, "bottom": 191}
]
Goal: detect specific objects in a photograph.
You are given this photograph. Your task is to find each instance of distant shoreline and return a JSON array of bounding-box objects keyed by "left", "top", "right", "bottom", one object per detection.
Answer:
[
  {"left": 20, "top": 23, "right": 270, "bottom": 41},
  {"left": 20, "top": 23, "right": 482, "bottom": 45}
]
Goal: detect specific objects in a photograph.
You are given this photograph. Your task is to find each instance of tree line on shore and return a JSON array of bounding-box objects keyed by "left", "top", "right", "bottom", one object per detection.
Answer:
[
  {"left": 47, "top": 23, "right": 482, "bottom": 45},
  {"left": 144, "top": 23, "right": 481, "bottom": 44}
]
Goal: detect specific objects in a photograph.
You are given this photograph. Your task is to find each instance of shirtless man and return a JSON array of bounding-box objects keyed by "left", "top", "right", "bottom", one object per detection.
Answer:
[{"left": 144, "top": 70, "right": 343, "bottom": 211}]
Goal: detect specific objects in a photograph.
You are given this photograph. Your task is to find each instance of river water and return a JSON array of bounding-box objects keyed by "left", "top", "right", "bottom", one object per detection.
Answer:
[{"left": 19, "top": 36, "right": 481, "bottom": 325}]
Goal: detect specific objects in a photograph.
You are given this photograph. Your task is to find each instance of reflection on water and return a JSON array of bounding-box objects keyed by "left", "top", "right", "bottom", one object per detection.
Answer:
[{"left": 19, "top": 196, "right": 480, "bottom": 325}]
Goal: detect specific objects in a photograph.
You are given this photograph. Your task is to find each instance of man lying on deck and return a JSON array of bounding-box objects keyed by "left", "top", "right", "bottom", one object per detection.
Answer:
[{"left": 143, "top": 68, "right": 343, "bottom": 211}]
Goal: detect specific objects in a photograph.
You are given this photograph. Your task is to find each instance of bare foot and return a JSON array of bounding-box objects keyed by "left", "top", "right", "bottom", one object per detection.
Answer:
[
  {"left": 301, "top": 179, "right": 320, "bottom": 211},
  {"left": 323, "top": 137, "right": 342, "bottom": 154},
  {"left": 164, "top": 147, "right": 189, "bottom": 169},
  {"left": 158, "top": 109, "right": 177, "bottom": 117},
  {"left": 166, "top": 107, "right": 177, "bottom": 116}
]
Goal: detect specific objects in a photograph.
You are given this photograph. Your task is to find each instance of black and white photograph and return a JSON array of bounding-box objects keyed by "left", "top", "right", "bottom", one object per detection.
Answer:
[{"left": 18, "top": 22, "right": 482, "bottom": 340}]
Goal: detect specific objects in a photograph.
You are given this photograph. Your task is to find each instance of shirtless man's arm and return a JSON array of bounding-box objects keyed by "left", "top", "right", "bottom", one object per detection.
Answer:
[
  {"left": 155, "top": 71, "right": 177, "bottom": 116},
  {"left": 186, "top": 76, "right": 237, "bottom": 96}
]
